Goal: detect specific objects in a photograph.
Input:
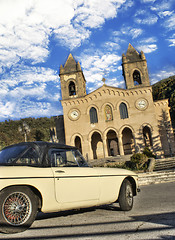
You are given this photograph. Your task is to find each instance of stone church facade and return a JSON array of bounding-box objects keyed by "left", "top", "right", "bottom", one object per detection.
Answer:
[{"left": 58, "top": 44, "right": 175, "bottom": 160}]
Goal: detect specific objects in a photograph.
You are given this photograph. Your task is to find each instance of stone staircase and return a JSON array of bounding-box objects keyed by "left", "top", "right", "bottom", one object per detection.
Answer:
[
  {"left": 89, "top": 155, "right": 175, "bottom": 172},
  {"left": 89, "top": 155, "right": 175, "bottom": 186},
  {"left": 154, "top": 157, "right": 175, "bottom": 171},
  {"left": 88, "top": 155, "right": 175, "bottom": 186},
  {"left": 89, "top": 154, "right": 131, "bottom": 167},
  {"left": 138, "top": 169, "right": 175, "bottom": 185}
]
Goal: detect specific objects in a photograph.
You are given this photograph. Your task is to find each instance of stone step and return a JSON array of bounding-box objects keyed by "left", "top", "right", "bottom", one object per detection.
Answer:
[
  {"left": 89, "top": 154, "right": 132, "bottom": 166},
  {"left": 138, "top": 170, "right": 175, "bottom": 185},
  {"left": 154, "top": 157, "right": 175, "bottom": 171}
]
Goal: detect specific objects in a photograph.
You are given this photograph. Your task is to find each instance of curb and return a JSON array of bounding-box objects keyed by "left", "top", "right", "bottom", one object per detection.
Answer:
[{"left": 138, "top": 169, "right": 175, "bottom": 186}]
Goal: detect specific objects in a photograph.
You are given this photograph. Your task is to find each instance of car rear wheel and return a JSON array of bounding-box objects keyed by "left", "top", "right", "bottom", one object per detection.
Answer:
[
  {"left": 0, "top": 186, "right": 39, "bottom": 234},
  {"left": 118, "top": 179, "right": 133, "bottom": 211}
]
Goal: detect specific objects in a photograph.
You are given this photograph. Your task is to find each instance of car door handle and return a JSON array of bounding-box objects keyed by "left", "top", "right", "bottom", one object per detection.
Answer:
[{"left": 55, "top": 170, "right": 65, "bottom": 173}]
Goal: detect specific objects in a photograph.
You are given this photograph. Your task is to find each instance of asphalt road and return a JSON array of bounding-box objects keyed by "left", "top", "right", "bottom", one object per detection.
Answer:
[{"left": 0, "top": 182, "right": 175, "bottom": 240}]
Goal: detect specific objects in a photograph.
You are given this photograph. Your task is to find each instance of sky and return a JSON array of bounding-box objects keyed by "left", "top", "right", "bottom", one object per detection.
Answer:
[{"left": 0, "top": 0, "right": 175, "bottom": 122}]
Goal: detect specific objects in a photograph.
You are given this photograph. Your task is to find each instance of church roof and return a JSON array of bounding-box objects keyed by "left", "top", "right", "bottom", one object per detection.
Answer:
[
  {"left": 61, "top": 83, "right": 152, "bottom": 104},
  {"left": 124, "top": 43, "right": 142, "bottom": 62},
  {"left": 60, "top": 53, "right": 82, "bottom": 74}
]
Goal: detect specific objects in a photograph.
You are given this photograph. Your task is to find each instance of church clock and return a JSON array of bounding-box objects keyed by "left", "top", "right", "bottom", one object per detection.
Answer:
[
  {"left": 135, "top": 98, "right": 148, "bottom": 110},
  {"left": 68, "top": 109, "right": 80, "bottom": 120}
]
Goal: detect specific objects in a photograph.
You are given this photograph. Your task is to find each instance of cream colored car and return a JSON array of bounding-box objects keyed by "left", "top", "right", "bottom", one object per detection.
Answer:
[{"left": 0, "top": 142, "right": 139, "bottom": 234}]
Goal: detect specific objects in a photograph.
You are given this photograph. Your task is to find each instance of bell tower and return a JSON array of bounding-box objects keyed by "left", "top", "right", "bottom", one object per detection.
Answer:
[
  {"left": 59, "top": 54, "right": 87, "bottom": 100},
  {"left": 122, "top": 44, "right": 150, "bottom": 89}
]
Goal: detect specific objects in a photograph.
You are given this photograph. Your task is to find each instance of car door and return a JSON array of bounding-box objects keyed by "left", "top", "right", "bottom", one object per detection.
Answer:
[{"left": 50, "top": 148, "right": 100, "bottom": 208}]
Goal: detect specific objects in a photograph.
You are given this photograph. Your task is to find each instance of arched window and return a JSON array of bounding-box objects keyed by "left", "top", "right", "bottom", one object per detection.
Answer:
[
  {"left": 104, "top": 105, "right": 113, "bottom": 121},
  {"left": 90, "top": 107, "right": 98, "bottom": 124},
  {"left": 119, "top": 103, "right": 128, "bottom": 119},
  {"left": 133, "top": 70, "right": 142, "bottom": 86},
  {"left": 69, "top": 81, "right": 76, "bottom": 96}
]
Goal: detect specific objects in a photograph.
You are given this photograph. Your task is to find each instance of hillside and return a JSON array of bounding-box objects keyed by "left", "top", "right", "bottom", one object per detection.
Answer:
[
  {"left": 0, "top": 117, "right": 55, "bottom": 149},
  {"left": 152, "top": 75, "right": 175, "bottom": 132}
]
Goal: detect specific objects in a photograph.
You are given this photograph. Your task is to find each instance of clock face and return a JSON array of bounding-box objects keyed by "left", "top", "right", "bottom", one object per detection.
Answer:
[
  {"left": 136, "top": 98, "right": 148, "bottom": 110},
  {"left": 69, "top": 109, "right": 80, "bottom": 120}
]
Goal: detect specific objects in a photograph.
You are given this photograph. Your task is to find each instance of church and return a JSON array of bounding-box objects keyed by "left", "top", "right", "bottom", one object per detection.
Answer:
[{"left": 57, "top": 44, "right": 175, "bottom": 160}]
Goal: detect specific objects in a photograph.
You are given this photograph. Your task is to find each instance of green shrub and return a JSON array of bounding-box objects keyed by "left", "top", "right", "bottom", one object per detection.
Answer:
[
  {"left": 130, "top": 153, "right": 148, "bottom": 170},
  {"left": 143, "top": 147, "right": 156, "bottom": 158}
]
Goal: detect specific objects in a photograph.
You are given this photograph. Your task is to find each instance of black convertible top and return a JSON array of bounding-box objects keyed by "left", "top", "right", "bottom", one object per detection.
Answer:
[
  {"left": 0, "top": 141, "right": 78, "bottom": 167},
  {"left": 2, "top": 141, "right": 77, "bottom": 151}
]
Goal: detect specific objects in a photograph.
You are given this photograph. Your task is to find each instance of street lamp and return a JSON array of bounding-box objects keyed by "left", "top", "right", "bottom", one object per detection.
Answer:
[{"left": 18, "top": 122, "right": 30, "bottom": 142}]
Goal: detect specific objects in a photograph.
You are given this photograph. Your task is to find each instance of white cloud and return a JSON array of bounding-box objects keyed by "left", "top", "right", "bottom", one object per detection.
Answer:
[
  {"left": 103, "top": 42, "right": 121, "bottom": 51},
  {"left": 140, "top": 37, "right": 157, "bottom": 43},
  {"left": 0, "top": 0, "right": 128, "bottom": 120},
  {"left": 0, "top": 101, "right": 16, "bottom": 119},
  {"left": 163, "top": 13, "right": 175, "bottom": 30},
  {"left": 78, "top": 51, "right": 121, "bottom": 91},
  {"left": 151, "top": 1, "right": 173, "bottom": 12},
  {"left": 10, "top": 85, "right": 46, "bottom": 99},
  {"left": 136, "top": 37, "right": 157, "bottom": 53},
  {"left": 158, "top": 10, "right": 173, "bottom": 18},
  {"left": 137, "top": 44, "right": 157, "bottom": 53},
  {"left": 0, "top": 65, "right": 60, "bottom": 119},
  {"left": 130, "top": 28, "right": 143, "bottom": 38},
  {"left": 74, "top": 0, "right": 126, "bottom": 28},
  {"left": 134, "top": 10, "right": 158, "bottom": 25},
  {"left": 106, "top": 78, "right": 125, "bottom": 88},
  {"left": 55, "top": 0, "right": 127, "bottom": 49},
  {"left": 120, "top": 0, "right": 134, "bottom": 11},
  {"left": 169, "top": 40, "right": 175, "bottom": 47},
  {"left": 167, "top": 34, "right": 175, "bottom": 47},
  {"left": 0, "top": 0, "right": 128, "bottom": 68},
  {"left": 14, "top": 100, "right": 59, "bottom": 119},
  {"left": 150, "top": 66, "right": 175, "bottom": 84},
  {"left": 141, "top": 0, "right": 156, "bottom": 3},
  {"left": 1, "top": 0, "right": 174, "bottom": 121},
  {"left": 0, "top": 1, "right": 54, "bottom": 67},
  {"left": 135, "top": 15, "right": 158, "bottom": 25},
  {"left": 54, "top": 25, "right": 90, "bottom": 50},
  {"left": 121, "top": 26, "right": 143, "bottom": 39},
  {"left": 1, "top": 65, "right": 59, "bottom": 85}
]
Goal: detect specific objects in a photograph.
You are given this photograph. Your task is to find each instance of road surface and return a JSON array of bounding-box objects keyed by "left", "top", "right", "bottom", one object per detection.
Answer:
[{"left": 0, "top": 182, "right": 175, "bottom": 240}]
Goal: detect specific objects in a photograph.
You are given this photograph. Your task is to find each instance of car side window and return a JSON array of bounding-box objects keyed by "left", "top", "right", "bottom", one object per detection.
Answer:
[
  {"left": 50, "top": 149, "right": 78, "bottom": 167},
  {"left": 16, "top": 147, "right": 40, "bottom": 166}
]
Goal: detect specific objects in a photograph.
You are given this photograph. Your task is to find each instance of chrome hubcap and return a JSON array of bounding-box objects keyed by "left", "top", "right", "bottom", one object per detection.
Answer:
[
  {"left": 126, "top": 185, "right": 133, "bottom": 206},
  {"left": 3, "top": 192, "right": 32, "bottom": 226}
]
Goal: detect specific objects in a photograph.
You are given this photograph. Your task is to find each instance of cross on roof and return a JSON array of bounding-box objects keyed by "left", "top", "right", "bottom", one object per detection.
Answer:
[{"left": 102, "top": 77, "right": 106, "bottom": 85}]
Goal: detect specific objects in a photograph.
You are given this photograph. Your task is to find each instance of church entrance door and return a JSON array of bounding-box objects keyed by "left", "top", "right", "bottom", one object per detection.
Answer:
[
  {"left": 91, "top": 132, "right": 104, "bottom": 159},
  {"left": 75, "top": 136, "right": 82, "bottom": 153},
  {"left": 122, "top": 128, "right": 135, "bottom": 155},
  {"left": 107, "top": 130, "right": 119, "bottom": 156},
  {"left": 143, "top": 126, "right": 153, "bottom": 147}
]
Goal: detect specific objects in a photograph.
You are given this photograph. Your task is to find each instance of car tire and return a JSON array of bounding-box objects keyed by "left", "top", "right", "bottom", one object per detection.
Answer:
[
  {"left": 118, "top": 179, "right": 133, "bottom": 211},
  {"left": 0, "top": 186, "right": 39, "bottom": 234}
]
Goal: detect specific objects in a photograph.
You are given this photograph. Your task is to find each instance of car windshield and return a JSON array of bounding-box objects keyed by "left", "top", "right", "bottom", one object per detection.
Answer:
[
  {"left": 50, "top": 149, "right": 89, "bottom": 167},
  {"left": 73, "top": 150, "right": 89, "bottom": 167},
  {"left": 0, "top": 145, "right": 28, "bottom": 165}
]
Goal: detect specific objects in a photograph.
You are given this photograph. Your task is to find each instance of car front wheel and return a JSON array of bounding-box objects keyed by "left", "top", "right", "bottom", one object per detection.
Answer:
[
  {"left": 118, "top": 179, "right": 133, "bottom": 211},
  {"left": 0, "top": 186, "right": 39, "bottom": 234}
]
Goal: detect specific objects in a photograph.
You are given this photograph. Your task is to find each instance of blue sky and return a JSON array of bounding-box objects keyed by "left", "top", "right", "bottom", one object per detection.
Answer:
[{"left": 0, "top": 0, "right": 175, "bottom": 121}]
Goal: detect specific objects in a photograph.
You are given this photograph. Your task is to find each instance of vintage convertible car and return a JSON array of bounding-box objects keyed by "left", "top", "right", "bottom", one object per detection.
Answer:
[{"left": 0, "top": 141, "right": 139, "bottom": 234}]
